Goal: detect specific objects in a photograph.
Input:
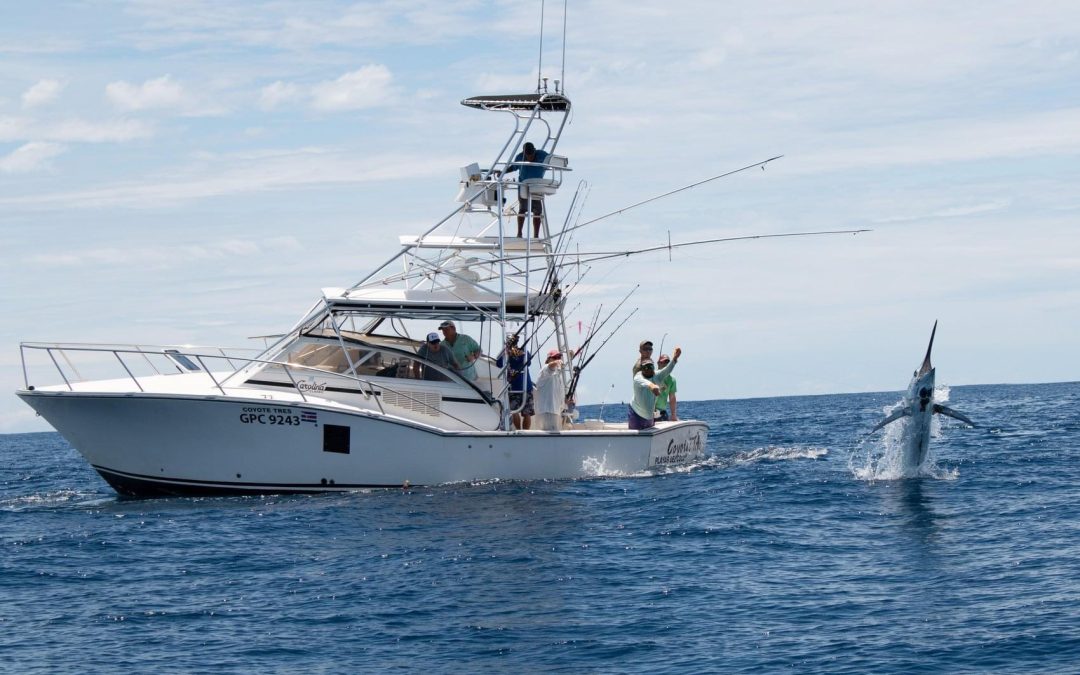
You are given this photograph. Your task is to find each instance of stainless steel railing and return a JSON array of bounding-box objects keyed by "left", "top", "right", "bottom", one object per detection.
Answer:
[{"left": 19, "top": 342, "right": 487, "bottom": 431}]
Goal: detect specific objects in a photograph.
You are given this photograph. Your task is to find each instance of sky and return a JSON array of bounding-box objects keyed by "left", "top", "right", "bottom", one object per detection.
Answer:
[{"left": 2, "top": 0, "right": 1079, "bottom": 433}]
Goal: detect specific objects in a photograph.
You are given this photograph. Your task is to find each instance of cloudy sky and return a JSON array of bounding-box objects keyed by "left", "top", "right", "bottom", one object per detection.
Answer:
[{"left": 3, "top": 0, "right": 1079, "bottom": 432}]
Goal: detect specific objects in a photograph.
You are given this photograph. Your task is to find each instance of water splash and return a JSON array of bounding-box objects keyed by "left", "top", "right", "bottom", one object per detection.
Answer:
[
  {"left": 731, "top": 446, "right": 829, "bottom": 464},
  {"left": 664, "top": 446, "right": 829, "bottom": 474},
  {"left": 850, "top": 393, "right": 958, "bottom": 481},
  {"left": 581, "top": 453, "right": 630, "bottom": 478},
  {"left": 0, "top": 489, "right": 110, "bottom": 512}
]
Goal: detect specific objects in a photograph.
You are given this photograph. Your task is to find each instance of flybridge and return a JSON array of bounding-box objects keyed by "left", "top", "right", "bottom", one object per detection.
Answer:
[
  {"left": 319, "top": 287, "right": 560, "bottom": 322},
  {"left": 315, "top": 89, "right": 577, "bottom": 332}
]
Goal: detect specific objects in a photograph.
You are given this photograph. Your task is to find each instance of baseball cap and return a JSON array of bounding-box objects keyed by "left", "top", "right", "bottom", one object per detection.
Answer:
[
  {"left": 546, "top": 349, "right": 562, "bottom": 361},
  {"left": 438, "top": 320, "right": 455, "bottom": 329},
  {"left": 426, "top": 332, "right": 440, "bottom": 343},
  {"left": 639, "top": 340, "right": 653, "bottom": 350}
]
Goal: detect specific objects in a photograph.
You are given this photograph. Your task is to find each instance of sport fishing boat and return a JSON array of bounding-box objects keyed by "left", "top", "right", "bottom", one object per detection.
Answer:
[{"left": 16, "top": 86, "right": 709, "bottom": 496}]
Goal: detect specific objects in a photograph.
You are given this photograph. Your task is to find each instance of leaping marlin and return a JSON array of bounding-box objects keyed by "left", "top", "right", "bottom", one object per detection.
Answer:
[{"left": 869, "top": 321, "right": 975, "bottom": 473}]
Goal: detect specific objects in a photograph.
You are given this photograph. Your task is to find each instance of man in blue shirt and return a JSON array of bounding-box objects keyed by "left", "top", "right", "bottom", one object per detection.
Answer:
[
  {"left": 503, "top": 141, "right": 549, "bottom": 238},
  {"left": 495, "top": 334, "right": 534, "bottom": 430}
]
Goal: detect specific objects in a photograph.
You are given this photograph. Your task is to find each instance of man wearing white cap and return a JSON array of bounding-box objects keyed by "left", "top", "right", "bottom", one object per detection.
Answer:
[
  {"left": 534, "top": 349, "right": 566, "bottom": 431},
  {"left": 417, "top": 332, "right": 460, "bottom": 377}
]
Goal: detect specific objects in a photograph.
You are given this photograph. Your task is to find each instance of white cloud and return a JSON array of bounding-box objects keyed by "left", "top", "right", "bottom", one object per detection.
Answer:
[
  {"left": 29, "top": 236, "right": 303, "bottom": 268},
  {"left": 787, "top": 108, "right": 1080, "bottom": 175},
  {"left": 0, "top": 148, "right": 457, "bottom": 209},
  {"left": 259, "top": 81, "right": 301, "bottom": 110},
  {"left": 0, "top": 116, "right": 30, "bottom": 140},
  {"left": 310, "top": 65, "right": 396, "bottom": 111},
  {"left": 21, "top": 79, "right": 64, "bottom": 108},
  {"left": 874, "top": 200, "right": 1013, "bottom": 224},
  {"left": 122, "top": 1, "right": 479, "bottom": 51},
  {"left": 0, "top": 142, "right": 66, "bottom": 173},
  {"left": 44, "top": 118, "right": 155, "bottom": 143},
  {"left": 106, "top": 75, "right": 186, "bottom": 111},
  {"left": 0, "top": 115, "right": 153, "bottom": 143}
]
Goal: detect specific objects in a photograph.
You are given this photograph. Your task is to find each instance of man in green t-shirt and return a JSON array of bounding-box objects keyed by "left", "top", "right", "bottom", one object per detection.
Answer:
[
  {"left": 654, "top": 353, "right": 678, "bottom": 421},
  {"left": 438, "top": 320, "right": 482, "bottom": 381}
]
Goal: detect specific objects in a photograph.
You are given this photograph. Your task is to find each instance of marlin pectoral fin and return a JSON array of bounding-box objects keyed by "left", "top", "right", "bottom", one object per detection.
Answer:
[
  {"left": 870, "top": 408, "right": 911, "bottom": 434},
  {"left": 933, "top": 404, "right": 976, "bottom": 427}
]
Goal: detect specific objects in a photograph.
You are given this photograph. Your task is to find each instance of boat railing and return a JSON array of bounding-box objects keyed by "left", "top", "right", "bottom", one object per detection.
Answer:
[
  {"left": 456, "top": 155, "right": 571, "bottom": 210},
  {"left": 19, "top": 342, "right": 488, "bottom": 431}
]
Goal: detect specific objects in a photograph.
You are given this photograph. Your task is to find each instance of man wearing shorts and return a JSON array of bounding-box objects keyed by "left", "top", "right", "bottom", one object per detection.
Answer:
[{"left": 502, "top": 141, "right": 549, "bottom": 238}]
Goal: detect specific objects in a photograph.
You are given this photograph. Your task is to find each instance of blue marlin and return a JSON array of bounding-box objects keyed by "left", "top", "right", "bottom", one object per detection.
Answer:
[{"left": 869, "top": 321, "right": 975, "bottom": 473}]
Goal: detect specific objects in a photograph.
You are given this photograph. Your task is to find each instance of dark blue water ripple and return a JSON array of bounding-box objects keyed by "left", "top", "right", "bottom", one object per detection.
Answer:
[{"left": 2, "top": 382, "right": 1079, "bottom": 673}]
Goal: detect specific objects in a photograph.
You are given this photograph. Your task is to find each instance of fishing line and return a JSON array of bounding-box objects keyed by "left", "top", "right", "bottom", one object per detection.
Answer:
[{"left": 558, "top": 155, "right": 784, "bottom": 238}]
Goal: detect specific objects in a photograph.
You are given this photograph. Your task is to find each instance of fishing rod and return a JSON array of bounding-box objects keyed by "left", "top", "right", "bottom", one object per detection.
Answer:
[
  {"left": 563, "top": 228, "right": 871, "bottom": 265},
  {"left": 597, "top": 383, "right": 615, "bottom": 422},
  {"left": 566, "top": 306, "right": 639, "bottom": 401},
  {"left": 534, "top": 181, "right": 589, "bottom": 309},
  {"left": 574, "top": 303, "right": 604, "bottom": 366},
  {"left": 502, "top": 299, "right": 584, "bottom": 382},
  {"left": 462, "top": 228, "right": 871, "bottom": 270},
  {"left": 557, "top": 155, "right": 783, "bottom": 239},
  {"left": 571, "top": 284, "right": 638, "bottom": 367}
]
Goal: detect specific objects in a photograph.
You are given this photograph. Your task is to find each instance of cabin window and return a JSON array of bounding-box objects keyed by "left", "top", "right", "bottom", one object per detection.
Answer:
[
  {"left": 372, "top": 355, "right": 452, "bottom": 383},
  {"left": 164, "top": 349, "right": 201, "bottom": 372},
  {"left": 286, "top": 343, "right": 337, "bottom": 367},
  {"left": 285, "top": 343, "right": 374, "bottom": 375}
]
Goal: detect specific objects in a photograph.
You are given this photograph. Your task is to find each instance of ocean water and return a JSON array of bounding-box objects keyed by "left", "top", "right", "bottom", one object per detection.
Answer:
[{"left": 2, "top": 381, "right": 1079, "bottom": 673}]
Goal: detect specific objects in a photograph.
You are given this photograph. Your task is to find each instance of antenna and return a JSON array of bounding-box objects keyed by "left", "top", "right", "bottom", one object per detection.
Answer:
[
  {"left": 537, "top": 0, "right": 546, "bottom": 93},
  {"left": 561, "top": 0, "right": 568, "bottom": 93}
]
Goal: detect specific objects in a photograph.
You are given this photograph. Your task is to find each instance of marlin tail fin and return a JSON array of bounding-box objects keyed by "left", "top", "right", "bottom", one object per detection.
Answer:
[{"left": 933, "top": 404, "right": 975, "bottom": 427}]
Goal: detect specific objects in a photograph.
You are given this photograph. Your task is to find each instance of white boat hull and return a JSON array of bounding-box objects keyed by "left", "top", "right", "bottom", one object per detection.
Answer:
[{"left": 18, "top": 390, "right": 708, "bottom": 496}]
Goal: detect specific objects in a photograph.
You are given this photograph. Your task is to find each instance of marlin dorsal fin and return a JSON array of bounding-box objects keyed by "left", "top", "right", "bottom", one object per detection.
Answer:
[{"left": 918, "top": 320, "right": 938, "bottom": 376}]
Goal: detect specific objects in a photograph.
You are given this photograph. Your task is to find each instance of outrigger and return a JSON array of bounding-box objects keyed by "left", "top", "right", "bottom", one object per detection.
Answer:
[{"left": 17, "top": 86, "right": 711, "bottom": 496}]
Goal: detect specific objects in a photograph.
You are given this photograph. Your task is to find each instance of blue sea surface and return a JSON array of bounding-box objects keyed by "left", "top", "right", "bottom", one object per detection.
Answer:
[{"left": 2, "top": 382, "right": 1079, "bottom": 673}]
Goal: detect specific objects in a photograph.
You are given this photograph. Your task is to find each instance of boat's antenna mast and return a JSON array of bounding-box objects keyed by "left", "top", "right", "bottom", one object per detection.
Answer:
[
  {"left": 536, "top": 0, "right": 545, "bottom": 93},
  {"left": 560, "top": 0, "right": 568, "bottom": 93}
]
